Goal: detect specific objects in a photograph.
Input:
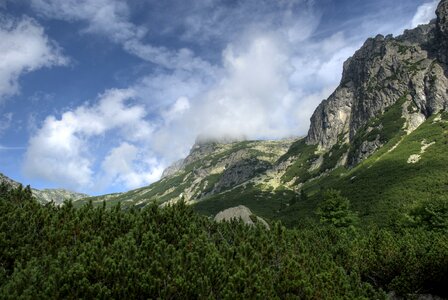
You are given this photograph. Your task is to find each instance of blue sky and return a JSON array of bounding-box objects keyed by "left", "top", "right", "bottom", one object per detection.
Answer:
[{"left": 0, "top": 0, "right": 439, "bottom": 195}]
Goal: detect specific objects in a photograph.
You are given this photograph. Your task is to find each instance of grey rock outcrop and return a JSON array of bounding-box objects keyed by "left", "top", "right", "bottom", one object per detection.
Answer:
[
  {"left": 214, "top": 205, "right": 269, "bottom": 229},
  {"left": 212, "top": 157, "right": 270, "bottom": 193},
  {"left": 161, "top": 137, "right": 245, "bottom": 179},
  {"left": 161, "top": 159, "right": 184, "bottom": 178},
  {"left": 436, "top": 0, "right": 448, "bottom": 65},
  {"left": 306, "top": 1, "right": 448, "bottom": 164}
]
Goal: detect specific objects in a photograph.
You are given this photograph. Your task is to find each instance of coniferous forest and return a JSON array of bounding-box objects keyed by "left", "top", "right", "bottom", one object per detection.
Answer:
[{"left": 1, "top": 183, "right": 447, "bottom": 299}]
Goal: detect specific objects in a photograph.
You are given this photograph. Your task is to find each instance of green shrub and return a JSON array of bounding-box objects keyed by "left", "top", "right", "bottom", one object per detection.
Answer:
[
  {"left": 316, "top": 189, "right": 358, "bottom": 228},
  {"left": 2, "top": 184, "right": 446, "bottom": 298}
]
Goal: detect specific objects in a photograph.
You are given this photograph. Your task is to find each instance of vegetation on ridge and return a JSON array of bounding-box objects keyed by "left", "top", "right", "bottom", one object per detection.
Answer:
[{"left": 1, "top": 184, "right": 447, "bottom": 298}]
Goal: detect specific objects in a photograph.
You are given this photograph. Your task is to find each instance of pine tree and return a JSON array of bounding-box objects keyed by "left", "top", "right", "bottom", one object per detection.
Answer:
[{"left": 316, "top": 189, "right": 357, "bottom": 228}]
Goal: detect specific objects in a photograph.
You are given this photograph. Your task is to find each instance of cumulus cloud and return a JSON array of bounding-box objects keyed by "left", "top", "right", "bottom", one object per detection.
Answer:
[
  {"left": 411, "top": 0, "right": 438, "bottom": 27},
  {"left": 130, "top": 28, "right": 358, "bottom": 164},
  {"left": 0, "top": 15, "right": 68, "bottom": 100},
  {"left": 101, "top": 142, "right": 164, "bottom": 190},
  {"left": 23, "top": 89, "right": 158, "bottom": 191},
  {"left": 192, "top": 34, "right": 294, "bottom": 138}
]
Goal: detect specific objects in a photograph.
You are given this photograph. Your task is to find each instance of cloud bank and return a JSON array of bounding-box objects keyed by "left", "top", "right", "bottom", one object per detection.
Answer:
[{"left": 23, "top": 89, "right": 162, "bottom": 191}]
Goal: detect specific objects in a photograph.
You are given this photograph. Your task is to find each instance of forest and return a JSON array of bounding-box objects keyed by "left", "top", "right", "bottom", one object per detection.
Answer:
[{"left": 0, "top": 183, "right": 447, "bottom": 299}]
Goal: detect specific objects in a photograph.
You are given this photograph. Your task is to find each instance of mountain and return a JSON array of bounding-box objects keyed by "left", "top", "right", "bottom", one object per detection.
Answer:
[
  {"left": 77, "top": 0, "right": 448, "bottom": 227},
  {"left": 32, "top": 1, "right": 448, "bottom": 228},
  {"left": 0, "top": 173, "right": 88, "bottom": 205},
  {"left": 307, "top": 18, "right": 448, "bottom": 166},
  {"left": 77, "top": 138, "right": 295, "bottom": 208}
]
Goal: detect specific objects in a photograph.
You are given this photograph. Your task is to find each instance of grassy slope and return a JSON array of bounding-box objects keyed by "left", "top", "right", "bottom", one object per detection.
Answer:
[
  {"left": 285, "top": 112, "right": 448, "bottom": 227},
  {"left": 194, "top": 112, "right": 448, "bottom": 228}
]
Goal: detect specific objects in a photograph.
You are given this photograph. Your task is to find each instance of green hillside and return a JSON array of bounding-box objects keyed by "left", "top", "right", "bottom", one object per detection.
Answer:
[
  {"left": 300, "top": 112, "right": 448, "bottom": 227},
  {"left": 2, "top": 184, "right": 447, "bottom": 298},
  {"left": 194, "top": 112, "right": 448, "bottom": 228}
]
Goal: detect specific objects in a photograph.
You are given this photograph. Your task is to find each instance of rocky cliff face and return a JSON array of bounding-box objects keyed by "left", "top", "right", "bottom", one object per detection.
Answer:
[
  {"left": 436, "top": 0, "right": 448, "bottom": 64},
  {"left": 306, "top": 0, "right": 448, "bottom": 165}
]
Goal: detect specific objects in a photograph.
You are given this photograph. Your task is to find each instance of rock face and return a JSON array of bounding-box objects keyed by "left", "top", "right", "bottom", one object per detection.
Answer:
[
  {"left": 306, "top": 1, "right": 448, "bottom": 165},
  {"left": 436, "top": 0, "right": 448, "bottom": 65},
  {"left": 214, "top": 205, "right": 269, "bottom": 229},
  {"left": 212, "top": 157, "right": 270, "bottom": 193},
  {"left": 161, "top": 136, "right": 246, "bottom": 179},
  {"left": 0, "top": 172, "right": 88, "bottom": 204},
  {"left": 158, "top": 139, "right": 292, "bottom": 202},
  {"left": 161, "top": 159, "right": 184, "bottom": 178}
]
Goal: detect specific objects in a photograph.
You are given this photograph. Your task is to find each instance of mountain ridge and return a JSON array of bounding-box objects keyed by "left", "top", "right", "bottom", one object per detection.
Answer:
[{"left": 0, "top": 173, "right": 88, "bottom": 204}]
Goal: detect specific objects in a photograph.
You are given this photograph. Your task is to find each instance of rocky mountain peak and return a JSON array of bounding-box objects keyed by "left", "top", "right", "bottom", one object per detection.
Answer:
[
  {"left": 161, "top": 134, "right": 248, "bottom": 179},
  {"left": 306, "top": 0, "right": 448, "bottom": 165}
]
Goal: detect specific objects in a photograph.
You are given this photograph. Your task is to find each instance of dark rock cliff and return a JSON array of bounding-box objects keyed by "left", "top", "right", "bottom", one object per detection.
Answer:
[{"left": 306, "top": 0, "right": 448, "bottom": 165}]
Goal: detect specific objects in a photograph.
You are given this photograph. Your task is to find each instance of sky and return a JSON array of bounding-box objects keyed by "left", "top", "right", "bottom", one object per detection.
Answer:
[{"left": 0, "top": 0, "right": 440, "bottom": 195}]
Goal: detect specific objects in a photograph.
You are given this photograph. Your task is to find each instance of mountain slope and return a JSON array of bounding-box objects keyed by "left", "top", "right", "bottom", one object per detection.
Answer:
[
  {"left": 78, "top": 0, "right": 448, "bottom": 228},
  {"left": 77, "top": 138, "right": 295, "bottom": 208},
  {"left": 0, "top": 173, "right": 88, "bottom": 204}
]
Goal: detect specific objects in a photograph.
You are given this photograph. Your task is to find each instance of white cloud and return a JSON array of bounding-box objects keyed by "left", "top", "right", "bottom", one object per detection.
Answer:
[
  {"left": 152, "top": 0, "right": 318, "bottom": 46},
  {"left": 162, "top": 97, "right": 191, "bottom": 124},
  {"left": 194, "top": 34, "right": 295, "bottom": 138},
  {"left": 0, "top": 15, "right": 68, "bottom": 100},
  {"left": 30, "top": 0, "right": 214, "bottom": 73},
  {"left": 101, "top": 142, "right": 164, "bottom": 189},
  {"left": 23, "top": 89, "right": 157, "bottom": 191},
  {"left": 135, "top": 29, "right": 356, "bottom": 164},
  {"left": 411, "top": 0, "right": 438, "bottom": 28}
]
